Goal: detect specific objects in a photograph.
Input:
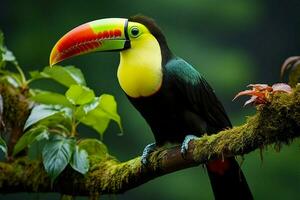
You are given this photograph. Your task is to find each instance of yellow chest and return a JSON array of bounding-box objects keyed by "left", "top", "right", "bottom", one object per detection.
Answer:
[{"left": 117, "top": 35, "right": 163, "bottom": 98}]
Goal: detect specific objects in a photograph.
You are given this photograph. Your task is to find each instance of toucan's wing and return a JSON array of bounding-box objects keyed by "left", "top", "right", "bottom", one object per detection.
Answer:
[{"left": 165, "top": 57, "right": 232, "bottom": 133}]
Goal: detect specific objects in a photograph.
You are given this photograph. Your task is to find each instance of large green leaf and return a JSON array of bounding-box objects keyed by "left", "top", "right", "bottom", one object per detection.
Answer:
[
  {"left": 99, "top": 94, "right": 122, "bottom": 133},
  {"left": 42, "top": 66, "right": 86, "bottom": 87},
  {"left": 42, "top": 135, "right": 75, "bottom": 181},
  {"left": 80, "top": 108, "right": 110, "bottom": 138},
  {"left": 13, "top": 125, "right": 48, "bottom": 156},
  {"left": 77, "top": 94, "right": 122, "bottom": 138},
  {"left": 0, "top": 136, "right": 7, "bottom": 157},
  {"left": 24, "top": 104, "right": 72, "bottom": 130},
  {"left": 65, "top": 85, "right": 95, "bottom": 105},
  {"left": 28, "top": 138, "right": 48, "bottom": 160},
  {"left": 70, "top": 145, "right": 89, "bottom": 174},
  {"left": 31, "top": 91, "right": 73, "bottom": 107},
  {"left": 37, "top": 114, "right": 72, "bottom": 133},
  {"left": 75, "top": 97, "right": 99, "bottom": 120},
  {"left": 25, "top": 105, "right": 61, "bottom": 129}
]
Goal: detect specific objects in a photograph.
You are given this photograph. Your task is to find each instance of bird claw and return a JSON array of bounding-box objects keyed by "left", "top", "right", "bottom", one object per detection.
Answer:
[
  {"left": 181, "top": 135, "right": 198, "bottom": 159},
  {"left": 141, "top": 142, "right": 156, "bottom": 166}
]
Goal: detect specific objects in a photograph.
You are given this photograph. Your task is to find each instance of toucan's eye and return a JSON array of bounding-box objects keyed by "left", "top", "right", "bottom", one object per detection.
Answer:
[{"left": 130, "top": 27, "right": 140, "bottom": 37}]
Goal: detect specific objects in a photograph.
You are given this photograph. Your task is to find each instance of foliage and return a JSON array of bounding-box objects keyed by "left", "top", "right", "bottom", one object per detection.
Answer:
[
  {"left": 0, "top": 30, "right": 26, "bottom": 90},
  {"left": 3, "top": 1, "right": 300, "bottom": 199},
  {"left": 0, "top": 30, "right": 122, "bottom": 181},
  {"left": 0, "top": 136, "right": 7, "bottom": 157},
  {"left": 42, "top": 135, "right": 76, "bottom": 181}
]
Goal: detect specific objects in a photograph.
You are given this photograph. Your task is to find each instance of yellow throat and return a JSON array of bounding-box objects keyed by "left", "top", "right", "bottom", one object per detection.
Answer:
[{"left": 117, "top": 32, "right": 163, "bottom": 98}]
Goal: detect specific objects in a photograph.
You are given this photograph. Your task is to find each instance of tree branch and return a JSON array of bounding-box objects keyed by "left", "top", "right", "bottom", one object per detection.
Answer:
[{"left": 0, "top": 86, "right": 300, "bottom": 196}]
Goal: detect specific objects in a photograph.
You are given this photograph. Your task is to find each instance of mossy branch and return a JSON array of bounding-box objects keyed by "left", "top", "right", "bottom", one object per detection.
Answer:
[{"left": 0, "top": 86, "right": 300, "bottom": 196}]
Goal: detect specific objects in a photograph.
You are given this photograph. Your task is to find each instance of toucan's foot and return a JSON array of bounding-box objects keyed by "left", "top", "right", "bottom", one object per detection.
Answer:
[
  {"left": 141, "top": 142, "right": 156, "bottom": 166},
  {"left": 181, "top": 135, "right": 198, "bottom": 159}
]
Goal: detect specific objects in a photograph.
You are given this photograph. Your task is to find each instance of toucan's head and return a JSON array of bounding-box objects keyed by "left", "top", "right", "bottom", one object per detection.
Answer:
[{"left": 49, "top": 15, "right": 171, "bottom": 66}]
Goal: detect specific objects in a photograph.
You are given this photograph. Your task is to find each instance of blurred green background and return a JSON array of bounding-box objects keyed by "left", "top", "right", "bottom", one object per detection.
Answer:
[{"left": 1, "top": 0, "right": 300, "bottom": 199}]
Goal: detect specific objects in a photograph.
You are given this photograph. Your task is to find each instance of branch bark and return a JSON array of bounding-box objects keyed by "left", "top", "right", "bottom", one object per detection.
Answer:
[{"left": 0, "top": 86, "right": 300, "bottom": 196}]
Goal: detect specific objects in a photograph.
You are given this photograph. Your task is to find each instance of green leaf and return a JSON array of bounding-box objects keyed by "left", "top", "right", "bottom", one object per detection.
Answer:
[
  {"left": 31, "top": 91, "right": 73, "bottom": 107},
  {"left": 42, "top": 135, "right": 75, "bottom": 181},
  {"left": 24, "top": 105, "right": 62, "bottom": 129},
  {"left": 0, "top": 136, "right": 7, "bottom": 157},
  {"left": 2, "top": 47, "right": 16, "bottom": 63},
  {"left": 79, "top": 108, "right": 110, "bottom": 138},
  {"left": 13, "top": 126, "right": 48, "bottom": 156},
  {"left": 28, "top": 137, "right": 48, "bottom": 160},
  {"left": 75, "top": 97, "right": 99, "bottom": 119},
  {"left": 65, "top": 85, "right": 95, "bottom": 105},
  {"left": 4, "top": 75, "right": 21, "bottom": 87},
  {"left": 0, "top": 30, "right": 17, "bottom": 67},
  {"left": 78, "top": 139, "right": 108, "bottom": 162},
  {"left": 37, "top": 112, "right": 72, "bottom": 133},
  {"left": 29, "top": 70, "right": 45, "bottom": 81},
  {"left": 76, "top": 95, "right": 122, "bottom": 138},
  {"left": 0, "top": 70, "right": 23, "bottom": 88},
  {"left": 42, "top": 66, "right": 86, "bottom": 87},
  {"left": 99, "top": 94, "right": 122, "bottom": 133},
  {"left": 70, "top": 145, "right": 89, "bottom": 174}
]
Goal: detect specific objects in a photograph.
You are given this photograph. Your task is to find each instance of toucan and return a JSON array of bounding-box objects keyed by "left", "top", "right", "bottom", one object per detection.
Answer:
[{"left": 50, "top": 15, "right": 253, "bottom": 199}]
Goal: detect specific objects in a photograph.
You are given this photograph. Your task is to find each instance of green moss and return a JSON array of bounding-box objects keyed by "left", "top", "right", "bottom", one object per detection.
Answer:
[
  {"left": 0, "top": 157, "right": 50, "bottom": 192},
  {"left": 0, "top": 83, "right": 29, "bottom": 124},
  {"left": 0, "top": 83, "right": 30, "bottom": 157},
  {"left": 85, "top": 155, "right": 142, "bottom": 195}
]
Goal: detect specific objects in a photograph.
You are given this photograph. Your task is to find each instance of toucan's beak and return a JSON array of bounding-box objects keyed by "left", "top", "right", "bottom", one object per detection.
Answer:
[{"left": 49, "top": 18, "right": 130, "bottom": 66}]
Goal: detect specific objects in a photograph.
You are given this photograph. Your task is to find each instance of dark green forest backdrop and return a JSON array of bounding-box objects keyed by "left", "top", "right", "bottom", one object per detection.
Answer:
[{"left": 0, "top": 0, "right": 300, "bottom": 199}]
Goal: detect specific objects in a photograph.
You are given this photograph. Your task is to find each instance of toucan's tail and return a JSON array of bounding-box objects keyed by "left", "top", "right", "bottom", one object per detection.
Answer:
[{"left": 206, "top": 157, "right": 253, "bottom": 200}]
